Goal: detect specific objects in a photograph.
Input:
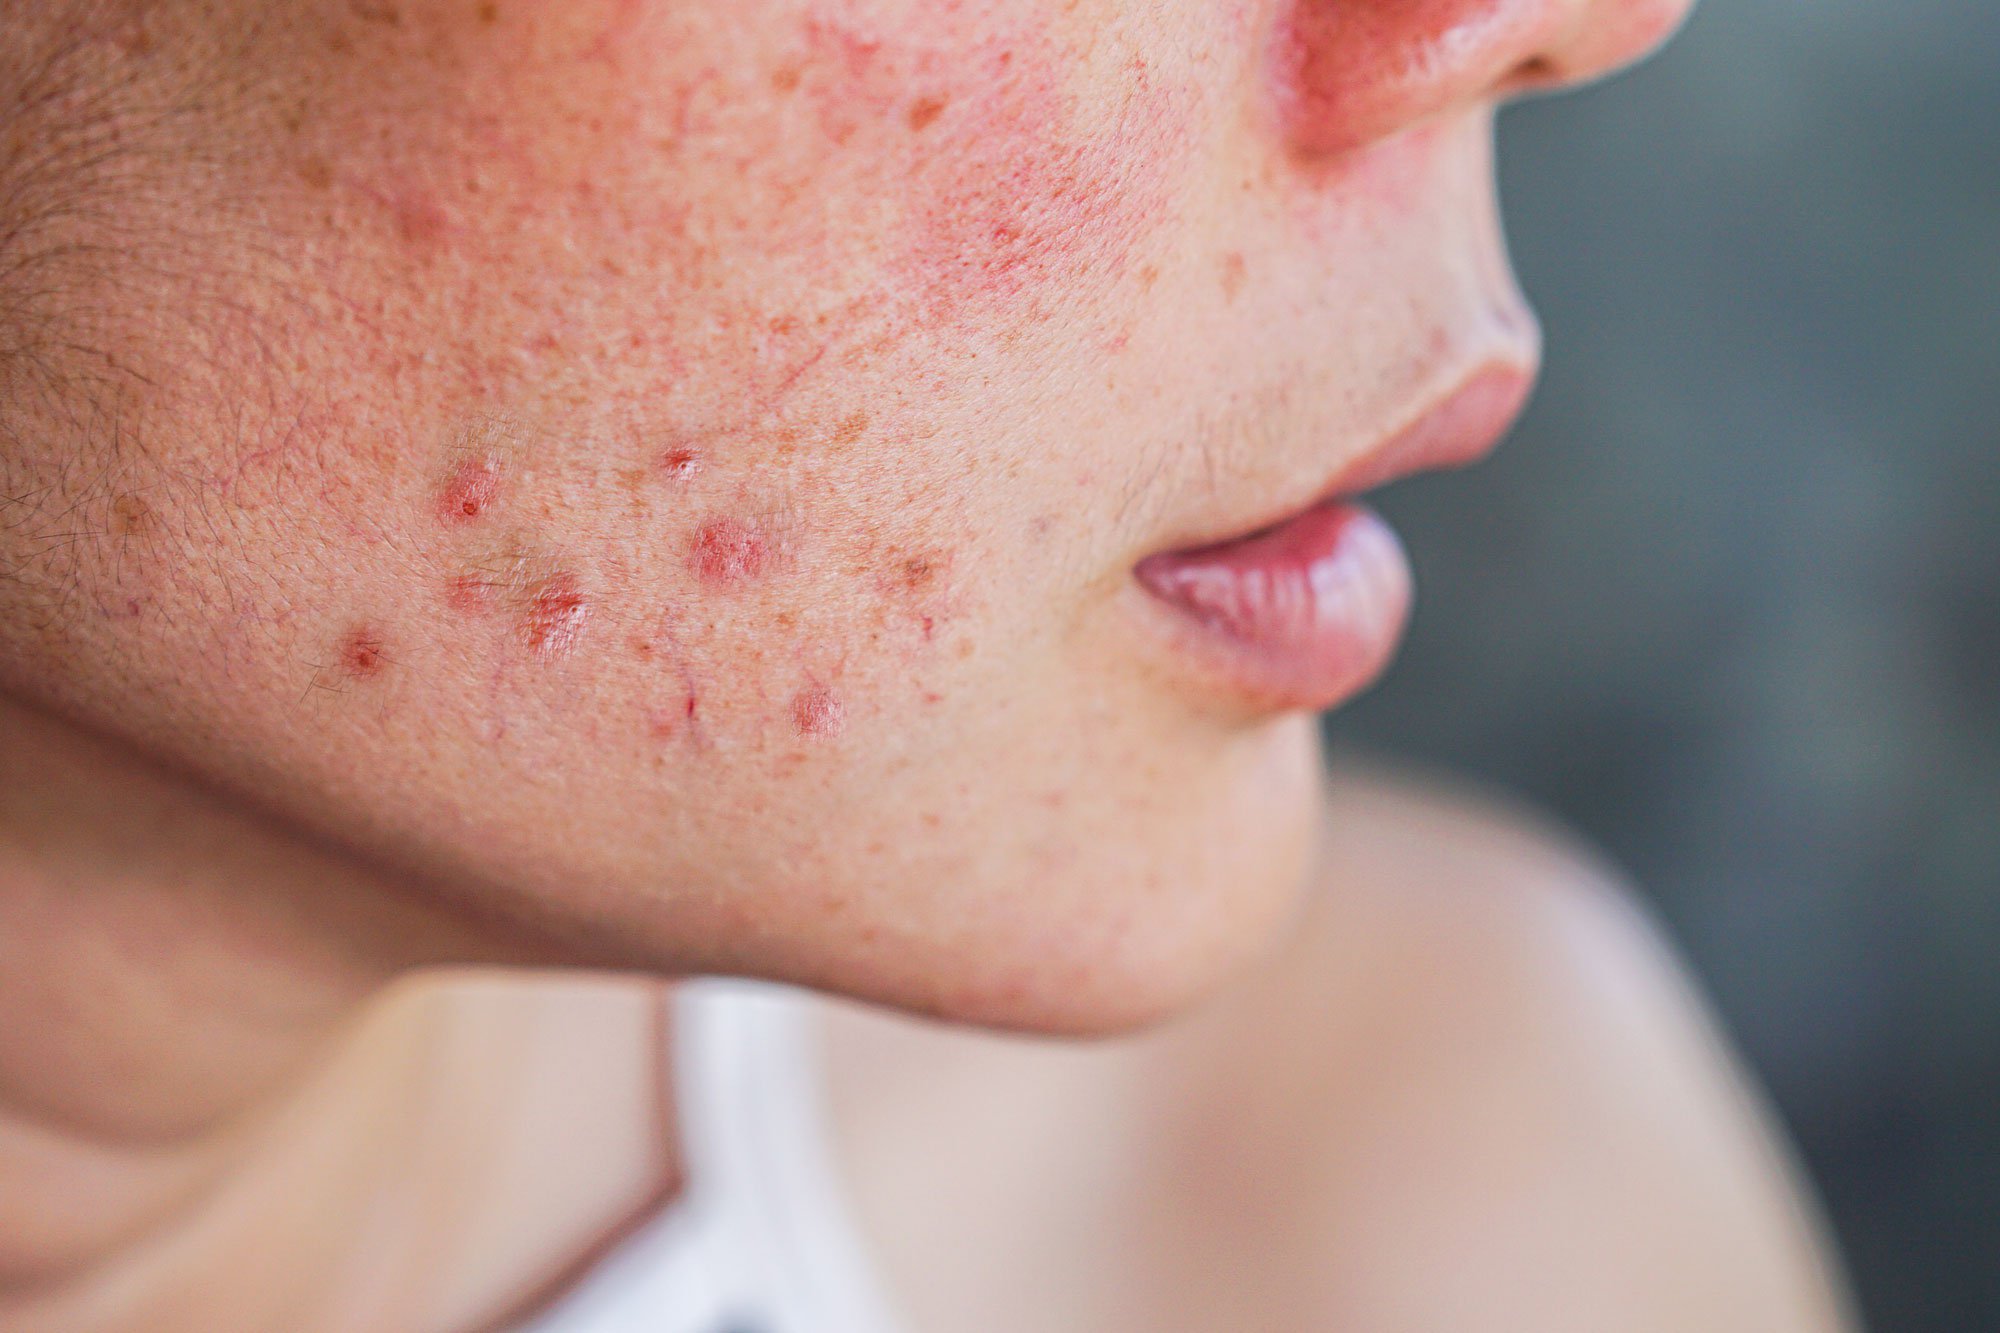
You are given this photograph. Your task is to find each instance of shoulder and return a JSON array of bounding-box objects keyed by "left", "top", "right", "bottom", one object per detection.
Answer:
[{"left": 1156, "top": 757, "right": 1857, "bottom": 1332}]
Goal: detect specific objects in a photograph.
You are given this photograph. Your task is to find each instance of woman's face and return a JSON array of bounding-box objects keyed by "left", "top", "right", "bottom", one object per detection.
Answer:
[{"left": 0, "top": 0, "right": 1687, "bottom": 1030}]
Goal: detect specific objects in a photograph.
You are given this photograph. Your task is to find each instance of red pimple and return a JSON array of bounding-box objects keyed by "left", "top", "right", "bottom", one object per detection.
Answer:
[
  {"left": 791, "top": 686, "right": 845, "bottom": 740},
  {"left": 338, "top": 625, "right": 389, "bottom": 679},
  {"left": 689, "top": 516, "right": 771, "bottom": 585},
  {"left": 438, "top": 456, "right": 503, "bottom": 524},
  {"left": 525, "top": 572, "right": 590, "bottom": 656},
  {"left": 659, "top": 447, "right": 702, "bottom": 479}
]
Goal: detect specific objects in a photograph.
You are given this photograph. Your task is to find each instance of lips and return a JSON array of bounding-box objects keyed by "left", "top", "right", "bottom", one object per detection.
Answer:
[{"left": 1133, "top": 362, "right": 1533, "bottom": 713}]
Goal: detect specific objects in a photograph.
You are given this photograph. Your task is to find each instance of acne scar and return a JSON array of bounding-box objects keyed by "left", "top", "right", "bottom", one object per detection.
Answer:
[
  {"left": 689, "top": 516, "right": 772, "bottom": 585},
  {"left": 524, "top": 572, "right": 590, "bottom": 656},
  {"left": 437, "top": 455, "right": 503, "bottom": 523},
  {"left": 297, "top": 156, "right": 334, "bottom": 190},
  {"left": 337, "top": 625, "right": 389, "bottom": 679},
  {"left": 791, "top": 686, "right": 845, "bottom": 740},
  {"left": 445, "top": 571, "right": 500, "bottom": 614},
  {"left": 112, "top": 494, "right": 153, "bottom": 537},
  {"left": 1220, "top": 251, "right": 1247, "bottom": 303}
]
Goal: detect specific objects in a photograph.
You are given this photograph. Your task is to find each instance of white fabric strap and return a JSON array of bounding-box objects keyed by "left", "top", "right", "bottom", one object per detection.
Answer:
[{"left": 518, "top": 980, "right": 906, "bottom": 1333}]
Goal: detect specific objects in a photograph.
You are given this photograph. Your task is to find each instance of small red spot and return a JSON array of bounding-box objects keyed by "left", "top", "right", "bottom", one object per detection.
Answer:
[
  {"left": 338, "top": 626, "right": 389, "bottom": 678},
  {"left": 438, "top": 456, "right": 502, "bottom": 523},
  {"left": 659, "top": 448, "right": 702, "bottom": 479},
  {"left": 791, "top": 686, "right": 845, "bottom": 740},
  {"left": 525, "top": 572, "right": 589, "bottom": 656},
  {"left": 689, "top": 516, "right": 770, "bottom": 585}
]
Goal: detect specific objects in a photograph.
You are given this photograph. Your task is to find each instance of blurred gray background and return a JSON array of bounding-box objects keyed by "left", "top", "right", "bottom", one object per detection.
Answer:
[{"left": 1326, "top": 1, "right": 2000, "bottom": 1327}]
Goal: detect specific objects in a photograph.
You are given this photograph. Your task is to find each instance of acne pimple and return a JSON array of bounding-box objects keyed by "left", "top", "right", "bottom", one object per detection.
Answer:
[
  {"left": 337, "top": 626, "right": 389, "bottom": 679},
  {"left": 791, "top": 686, "right": 845, "bottom": 740},
  {"left": 524, "top": 572, "right": 589, "bottom": 656},
  {"left": 437, "top": 455, "right": 503, "bottom": 524},
  {"left": 659, "top": 448, "right": 702, "bottom": 479},
  {"left": 689, "top": 516, "right": 772, "bottom": 585}
]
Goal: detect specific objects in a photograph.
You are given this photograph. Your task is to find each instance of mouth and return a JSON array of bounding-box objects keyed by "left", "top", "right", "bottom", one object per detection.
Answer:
[{"left": 1132, "top": 362, "right": 1535, "bottom": 713}]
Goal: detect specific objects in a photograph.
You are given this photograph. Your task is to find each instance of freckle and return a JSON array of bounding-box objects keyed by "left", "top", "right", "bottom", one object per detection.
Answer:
[
  {"left": 631, "top": 636, "right": 656, "bottom": 658},
  {"left": 112, "top": 494, "right": 153, "bottom": 537},
  {"left": 298, "top": 156, "right": 334, "bottom": 190},
  {"left": 338, "top": 626, "right": 389, "bottom": 679},
  {"left": 1138, "top": 264, "right": 1161, "bottom": 292},
  {"left": 351, "top": 1, "right": 401, "bottom": 24},
  {"left": 791, "top": 686, "right": 845, "bottom": 740},
  {"left": 475, "top": 1, "right": 499, "bottom": 22},
  {"left": 899, "top": 556, "right": 937, "bottom": 592},
  {"left": 1219, "top": 251, "right": 1247, "bottom": 304},
  {"left": 437, "top": 455, "right": 502, "bottom": 523},
  {"left": 659, "top": 447, "right": 701, "bottom": 479},
  {"left": 525, "top": 572, "right": 589, "bottom": 656},
  {"left": 906, "top": 96, "right": 947, "bottom": 132},
  {"left": 689, "top": 516, "right": 770, "bottom": 585},
  {"left": 830, "top": 411, "right": 869, "bottom": 447},
  {"left": 771, "top": 65, "right": 802, "bottom": 92}
]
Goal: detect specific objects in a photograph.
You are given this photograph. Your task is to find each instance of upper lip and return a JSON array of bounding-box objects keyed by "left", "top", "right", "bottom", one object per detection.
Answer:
[{"left": 1146, "top": 354, "right": 1539, "bottom": 558}]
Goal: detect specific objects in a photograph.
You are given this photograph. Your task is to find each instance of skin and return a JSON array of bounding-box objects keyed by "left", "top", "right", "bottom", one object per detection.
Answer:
[{"left": 0, "top": 0, "right": 1838, "bottom": 1329}]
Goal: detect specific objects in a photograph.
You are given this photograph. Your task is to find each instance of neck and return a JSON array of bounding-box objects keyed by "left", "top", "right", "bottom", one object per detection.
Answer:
[{"left": 0, "top": 695, "right": 680, "bottom": 1332}]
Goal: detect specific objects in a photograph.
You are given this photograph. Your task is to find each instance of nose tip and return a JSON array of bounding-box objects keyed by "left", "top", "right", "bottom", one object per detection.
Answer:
[{"left": 1270, "top": 0, "right": 1695, "bottom": 158}]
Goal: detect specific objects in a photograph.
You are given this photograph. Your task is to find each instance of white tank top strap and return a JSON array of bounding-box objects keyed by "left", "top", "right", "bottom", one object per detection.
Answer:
[{"left": 515, "top": 978, "right": 907, "bottom": 1333}]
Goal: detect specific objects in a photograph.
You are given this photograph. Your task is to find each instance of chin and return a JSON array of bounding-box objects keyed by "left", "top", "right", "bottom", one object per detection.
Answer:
[{"left": 787, "top": 713, "right": 1329, "bottom": 1040}]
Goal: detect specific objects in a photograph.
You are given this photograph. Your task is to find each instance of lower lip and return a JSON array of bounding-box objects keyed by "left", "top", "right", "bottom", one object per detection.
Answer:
[{"left": 1133, "top": 500, "right": 1411, "bottom": 713}]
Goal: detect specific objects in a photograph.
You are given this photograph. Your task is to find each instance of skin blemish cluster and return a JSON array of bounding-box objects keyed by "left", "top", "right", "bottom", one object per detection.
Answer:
[{"left": 689, "top": 515, "right": 774, "bottom": 586}]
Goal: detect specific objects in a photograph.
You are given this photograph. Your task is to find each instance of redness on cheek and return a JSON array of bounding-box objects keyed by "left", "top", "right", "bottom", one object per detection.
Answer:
[
  {"left": 337, "top": 625, "right": 390, "bottom": 679},
  {"left": 898, "top": 46, "right": 1171, "bottom": 314},
  {"left": 790, "top": 685, "right": 846, "bottom": 740},
  {"left": 437, "top": 455, "right": 504, "bottom": 524},
  {"left": 524, "top": 572, "right": 590, "bottom": 656},
  {"left": 794, "top": 14, "right": 1190, "bottom": 322},
  {"left": 689, "top": 516, "right": 773, "bottom": 585}
]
